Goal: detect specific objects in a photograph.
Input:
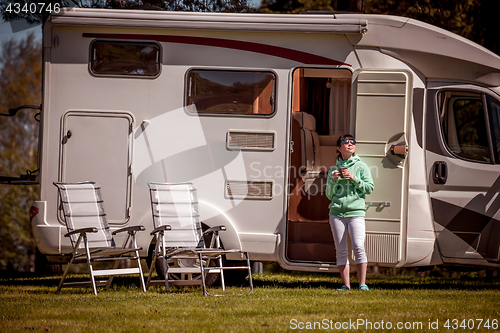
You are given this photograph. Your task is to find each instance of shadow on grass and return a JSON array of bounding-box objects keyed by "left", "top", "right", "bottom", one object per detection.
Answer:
[
  {"left": 251, "top": 276, "right": 500, "bottom": 291},
  {"left": 1, "top": 266, "right": 499, "bottom": 293}
]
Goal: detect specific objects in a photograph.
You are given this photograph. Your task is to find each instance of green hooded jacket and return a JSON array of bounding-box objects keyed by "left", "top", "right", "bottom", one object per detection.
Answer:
[{"left": 326, "top": 155, "right": 374, "bottom": 217}]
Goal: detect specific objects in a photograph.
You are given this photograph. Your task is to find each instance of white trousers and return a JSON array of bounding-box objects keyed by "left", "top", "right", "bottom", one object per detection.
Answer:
[{"left": 329, "top": 215, "right": 367, "bottom": 266}]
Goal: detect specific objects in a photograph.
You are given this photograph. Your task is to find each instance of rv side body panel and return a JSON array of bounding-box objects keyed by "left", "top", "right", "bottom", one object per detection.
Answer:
[
  {"left": 31, "top": 9, "right": 500, "bottom": 271},
  {"left": 34, "top": 14, "right": 359, "bottom": 262}
]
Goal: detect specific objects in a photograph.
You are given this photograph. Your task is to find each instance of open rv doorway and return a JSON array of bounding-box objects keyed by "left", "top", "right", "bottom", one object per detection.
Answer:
[
  {"left": 286, "top": 67, "right": 352, "bottom": 263},
  {"left": 286, "top": 68, "right": 410, "bottom": 268}
]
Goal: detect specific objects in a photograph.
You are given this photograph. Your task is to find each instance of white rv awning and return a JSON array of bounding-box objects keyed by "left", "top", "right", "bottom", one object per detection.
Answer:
[{"left": 50, "top": 8, "right": 368, "bottom": 34}]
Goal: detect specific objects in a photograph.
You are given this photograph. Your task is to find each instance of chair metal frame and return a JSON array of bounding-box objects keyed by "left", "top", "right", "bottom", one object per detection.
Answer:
[
  {"left": 54, "top": 181, "right": 147, "bottom": 295},
  {"left": 146, "top": 182, "right": 254, "bottom": 295}
]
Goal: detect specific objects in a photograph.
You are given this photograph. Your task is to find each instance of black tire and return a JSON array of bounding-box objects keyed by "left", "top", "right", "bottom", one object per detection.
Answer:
[
  {"left": 223, "top": 260, "right": 250, "bottom": 286},
  {"left": 154, "top": 255, "right": 220, "bottom": 287},
  {"left": 34, "top": 248, "right": 62, "bottom": 275},
  {"left": 146, "top": 235, "right": 221, "bottom": 288}
]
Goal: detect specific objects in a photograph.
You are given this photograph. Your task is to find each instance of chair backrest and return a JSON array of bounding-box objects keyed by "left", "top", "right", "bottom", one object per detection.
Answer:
[
  {"left": 148, "top": 182, "right": 204, "bottom": 248},
  {"left": 292, "top": 111, "right": 322, "bottom": 174},
  {"left": 53, "top": 182, "right": 114, "bottom": 249}
]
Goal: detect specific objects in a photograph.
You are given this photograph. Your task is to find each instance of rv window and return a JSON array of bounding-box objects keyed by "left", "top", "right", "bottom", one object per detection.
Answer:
[
  {"left": 487, "top": 95, "right": 500, "bottom": 163},
  {"left": 90, "top": 41, "right": 160, "bottom": 77},
  {"left": 186, "top": 70, "right": 275, "bottom": 115},
  {"left": 440, "top": 92, "right": 490, "bottom": 162}
]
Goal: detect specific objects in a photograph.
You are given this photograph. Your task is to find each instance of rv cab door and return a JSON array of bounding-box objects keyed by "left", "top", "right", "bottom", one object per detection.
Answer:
[
  {"left": 426, "top": 86, "right": 500, "bottom": 264},
  {"left": 351, "top": 69, "right": 411, "bottom": 267}
]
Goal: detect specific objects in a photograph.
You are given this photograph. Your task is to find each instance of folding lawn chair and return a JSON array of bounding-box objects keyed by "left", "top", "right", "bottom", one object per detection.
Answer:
[
  {"left": 53, "top": 181, "right": 147, "bottom": 295},
  {"left": 146, "top": 182, "right": 254, "bottom": 295}
]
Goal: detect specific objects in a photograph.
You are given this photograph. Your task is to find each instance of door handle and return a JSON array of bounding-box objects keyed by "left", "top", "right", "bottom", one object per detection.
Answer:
[
  {"left": 365, "top": 201, "right": 391, "bottom": 208},
  {"left": 62, "top": 130, "right": 72, "bottom": 144},
  {"left": 390, "top": 142, "right": 407, "bottom": 157},
  {"left": 433, "top": 161, "right": 447, "bottom": 184}
]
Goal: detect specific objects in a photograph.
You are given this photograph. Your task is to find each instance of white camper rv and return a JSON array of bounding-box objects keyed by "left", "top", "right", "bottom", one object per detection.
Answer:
[{"left": 28, "top": 8, "right": 500, "bottom": 277}]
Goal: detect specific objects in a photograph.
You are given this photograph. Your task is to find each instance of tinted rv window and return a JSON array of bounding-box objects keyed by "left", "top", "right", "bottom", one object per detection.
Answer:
[
  {"left": 186, "top": 70, "right": 275, "bottom": 115},
  {"left": 487, "top": 95, "right": 500, "bottom": 163},
  {"left": 91, "top": 41, "right": 160, "bottom": 77},
  {"left": 440, "top": 92, "right": 490, "bottom": 162}
]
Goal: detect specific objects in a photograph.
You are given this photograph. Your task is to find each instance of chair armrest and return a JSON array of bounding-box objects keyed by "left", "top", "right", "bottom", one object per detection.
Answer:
[
  {"left": 150, "top": 225, "right": 172, "bottom": 235},
  {"left": 64, "top": 227, "right": 98, "bottom": 237},
  {"left": 112, "top": 225, "right": 145, "bottom": 235},
  {"left": 203, "top": 225, "right": 226, "bottom": 235}
]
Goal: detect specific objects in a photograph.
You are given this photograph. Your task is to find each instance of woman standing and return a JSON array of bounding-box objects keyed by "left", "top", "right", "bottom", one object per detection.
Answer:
[{"left": 326, "top": 134, "right": 374, "bottom": 291}]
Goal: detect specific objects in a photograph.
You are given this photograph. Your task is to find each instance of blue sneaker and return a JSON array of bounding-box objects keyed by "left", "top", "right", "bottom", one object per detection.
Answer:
[
  {"left": 337, "top": 285, "right": 350, "bottom": 291},
  {"left": 359, "top": 284, "right": 370, "bottom": 291}
]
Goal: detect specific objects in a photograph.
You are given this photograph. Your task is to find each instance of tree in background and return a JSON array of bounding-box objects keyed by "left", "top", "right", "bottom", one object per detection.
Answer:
[
  {"left": 75, "top": 0, "right": 255, "bottom": 12},
  {"left": 367, "top": 0, "right": 499, "bottom": 55},
  {"left": 0, "top": 33, "right": 41, "bottom": 272},
  {"left": 0, "top": 0, "right": 255, "bottom": 27}
]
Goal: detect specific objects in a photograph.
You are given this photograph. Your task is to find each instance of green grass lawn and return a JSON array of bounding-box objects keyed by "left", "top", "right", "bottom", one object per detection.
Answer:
[{"left": 1, "top": 267, "right": 499, "bottom": 332}]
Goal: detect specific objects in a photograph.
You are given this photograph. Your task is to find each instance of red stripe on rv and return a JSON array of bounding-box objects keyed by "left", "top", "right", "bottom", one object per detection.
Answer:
[{"left": 82, "top": 33, "right": 349, "bottom": 66}]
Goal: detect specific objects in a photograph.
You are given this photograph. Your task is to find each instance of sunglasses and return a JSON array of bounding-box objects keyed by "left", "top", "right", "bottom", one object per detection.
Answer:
[{"left": 342, "top": 140, "right": 356, "bottom": 145}]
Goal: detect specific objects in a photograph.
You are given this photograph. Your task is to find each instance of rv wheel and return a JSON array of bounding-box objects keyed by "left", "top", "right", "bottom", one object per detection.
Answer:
[
  {"left": 155, "top": 256, "right": 220, "bottom": 287},
  {"left": 146, "top": 229, "right": 221, "bottom": 288},
  {"left": 223, "top": 260, "right": 251, "bottom": 286},
  {"left": 34, "top": 248, "right": 62, "bottom": 275}
]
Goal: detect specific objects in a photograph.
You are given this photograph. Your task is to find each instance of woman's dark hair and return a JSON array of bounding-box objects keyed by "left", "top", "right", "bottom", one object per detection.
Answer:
[
  {"left": 336, "top": 134, "right": 355, "bottom": 147},
  {"left": 336, "top": 134, "right": 356, "bottom": 158}
]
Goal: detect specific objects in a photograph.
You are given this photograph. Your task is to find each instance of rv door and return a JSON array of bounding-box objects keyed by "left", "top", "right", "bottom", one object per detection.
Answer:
[
  {"left": 60, "top": 111, "right": 133, "bottom": 224},
  {"left": 351, "top": 70, "right": 411, "bottom": 266}
]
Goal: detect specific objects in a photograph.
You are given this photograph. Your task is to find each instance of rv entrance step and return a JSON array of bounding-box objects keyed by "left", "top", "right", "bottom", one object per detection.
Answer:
[{"left": 287, "top": 220, "right": 336, "bottom": 262}]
